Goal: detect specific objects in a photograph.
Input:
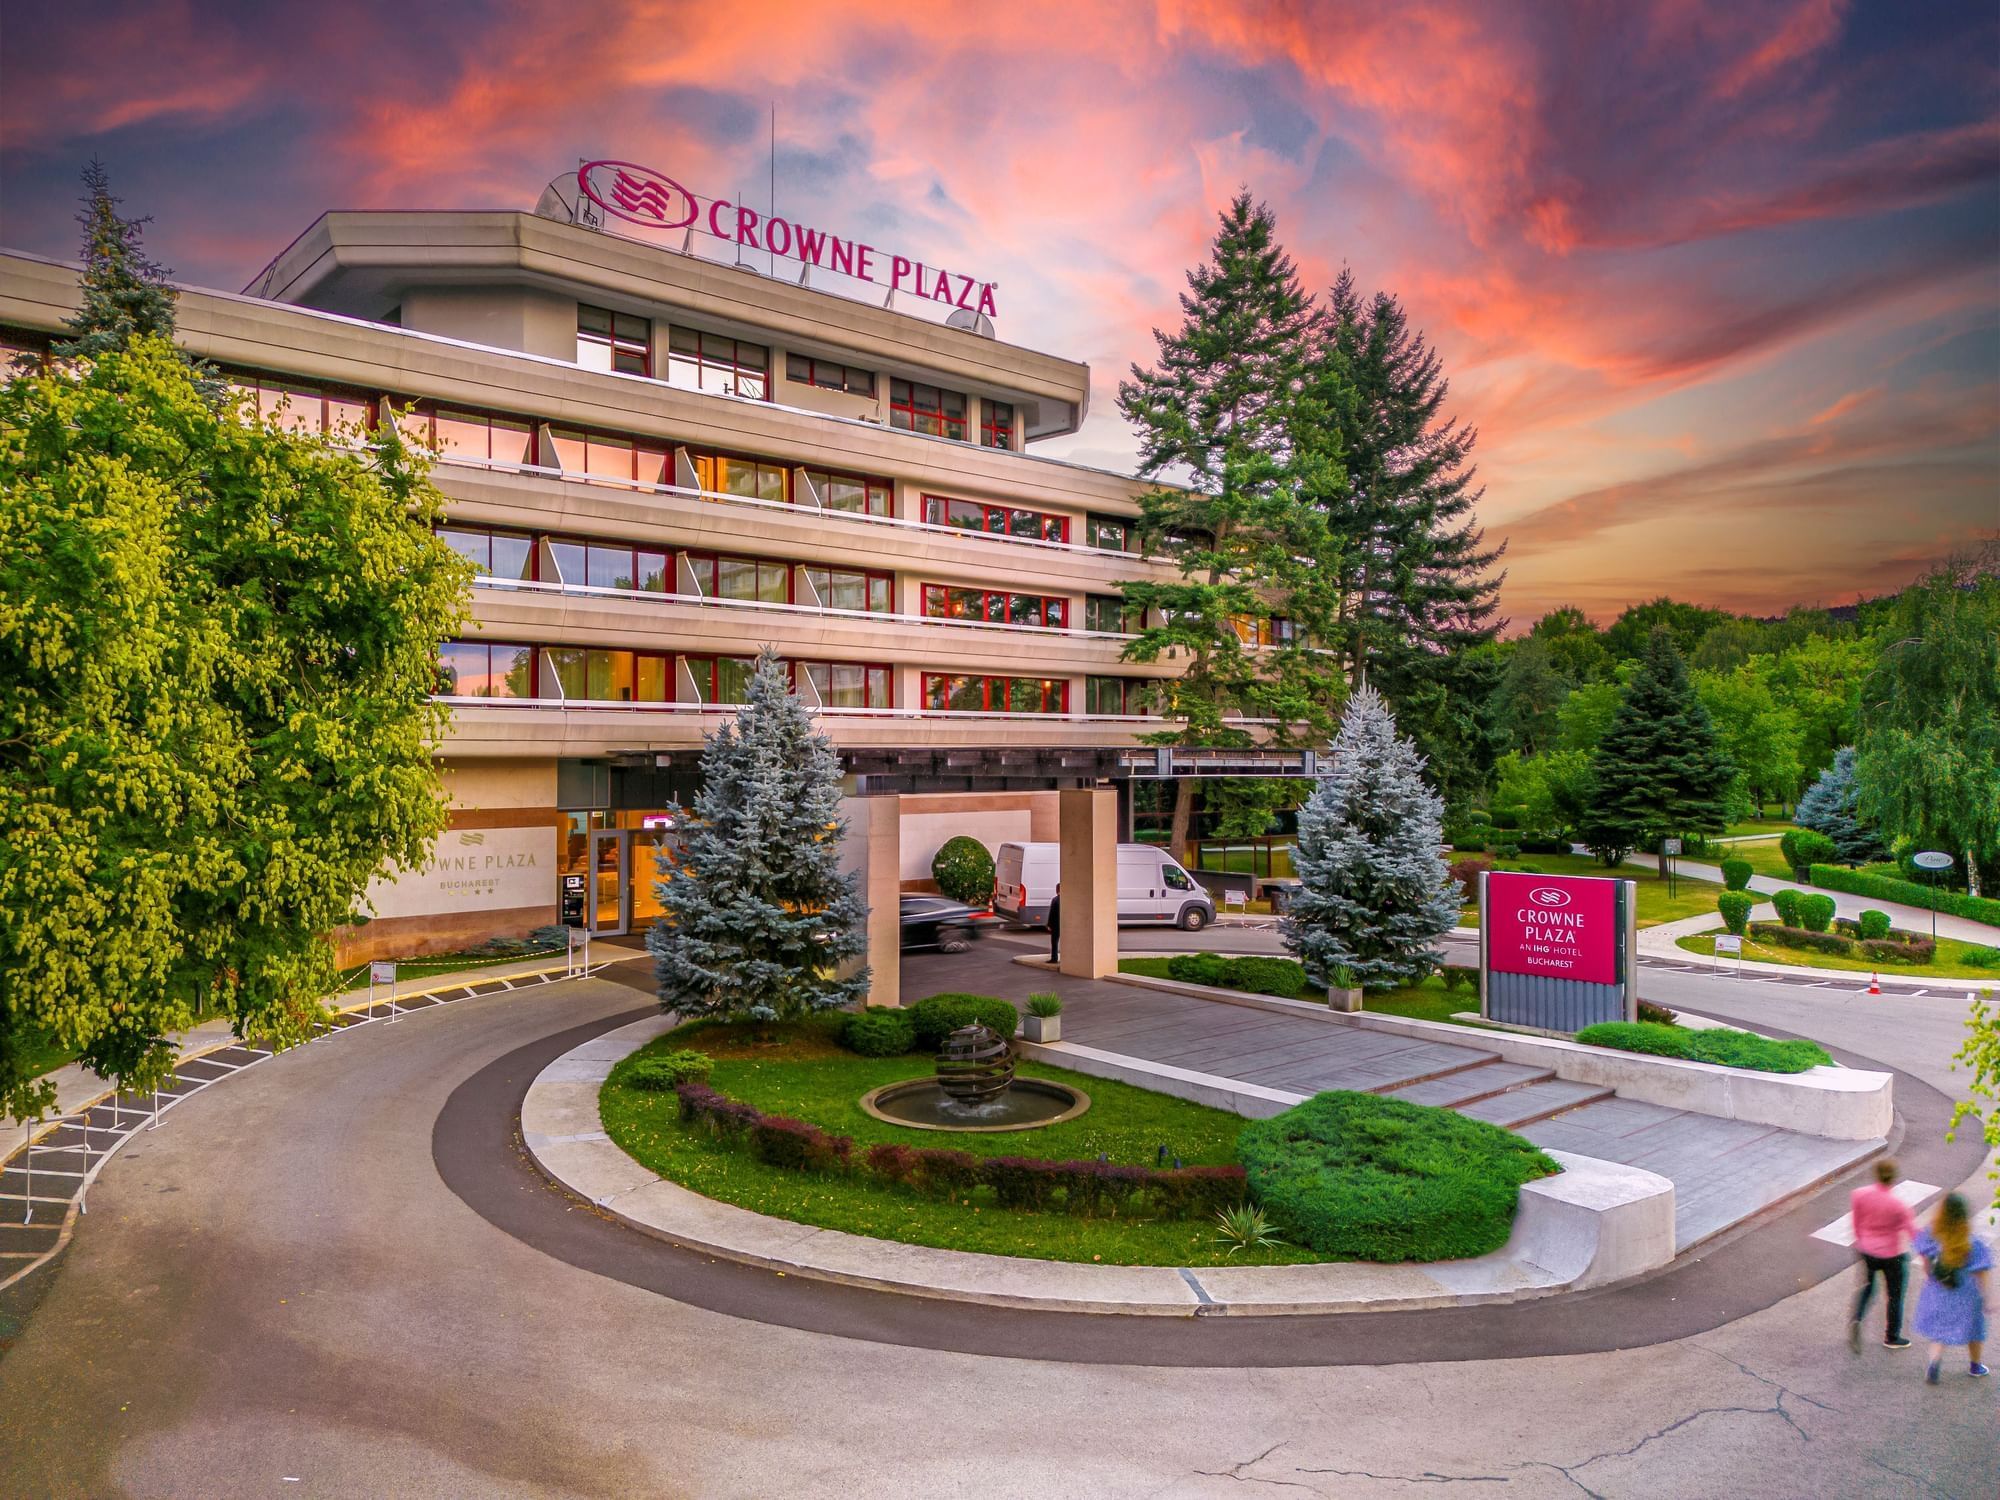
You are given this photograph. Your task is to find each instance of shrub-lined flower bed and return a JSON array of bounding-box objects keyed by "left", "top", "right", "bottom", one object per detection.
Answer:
[
  {"left": 1237, "top": 1092, "right": 1558, "bottom": 1261},
  {"left": 1673, "top": 927, "right": 2000, "bottom": 979},
  {"left": 1573, "top": 1021, "right": 1830, "bottom": 1073},
  {"left": 1748, "top": 921, "right": 1936, "bottom": 964}
]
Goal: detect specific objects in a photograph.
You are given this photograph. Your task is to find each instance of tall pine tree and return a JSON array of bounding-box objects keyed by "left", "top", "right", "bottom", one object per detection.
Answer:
[
  {"left": 648, "top": 650, "right": 870, "bottom": 1021},
  {"left": 1116, "top": 192, "right": 1348, "bottom": 857},
  {"left": 1282, "top": 687, "right": 1460, "bottom": 989},
  {"left": 1576, "top": 628, "right": 1734, "bottom": 865}
]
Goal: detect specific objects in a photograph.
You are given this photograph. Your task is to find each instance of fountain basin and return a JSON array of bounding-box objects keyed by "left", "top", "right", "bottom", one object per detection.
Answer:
[{"left": 859, "top": 1077, "right": 1091, "bottom": 1132}]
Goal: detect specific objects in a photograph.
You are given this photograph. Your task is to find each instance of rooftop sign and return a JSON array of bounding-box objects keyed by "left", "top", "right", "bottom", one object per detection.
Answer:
[{"left": 575, "top": 160, "right": 999, "bottom": 320}]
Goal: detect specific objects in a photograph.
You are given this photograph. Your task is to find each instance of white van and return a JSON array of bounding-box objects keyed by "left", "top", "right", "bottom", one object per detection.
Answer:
[{"left": 993, "top": 842, "right": 1215, "bottom": 931}]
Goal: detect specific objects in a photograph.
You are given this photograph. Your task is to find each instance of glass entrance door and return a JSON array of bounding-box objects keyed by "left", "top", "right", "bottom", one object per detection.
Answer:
[{"left": 587, "top": 829, "right": 630, "bottom": 936}]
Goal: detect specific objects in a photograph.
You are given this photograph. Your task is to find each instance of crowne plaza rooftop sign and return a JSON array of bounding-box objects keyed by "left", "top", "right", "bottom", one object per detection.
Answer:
[{"left": 577, "top": 160, "right": 999, "bottom": 320}]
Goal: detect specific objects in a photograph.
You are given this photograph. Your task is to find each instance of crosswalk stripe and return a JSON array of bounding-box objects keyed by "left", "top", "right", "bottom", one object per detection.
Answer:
[{"left": 1810, "top": 1180, "right": 1942, "bottom": 1246}]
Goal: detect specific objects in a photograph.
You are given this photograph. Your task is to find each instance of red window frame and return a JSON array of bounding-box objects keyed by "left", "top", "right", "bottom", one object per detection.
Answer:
[
  {"left": 801, "top": 565, "right": 894, "bottom": 613},
  {"left": 980, "top": 399, "right": 1016, "bottom": 450},
  {"left": 578, "top": 304, "right": 651, "bottom": 377},
  {"left": 1084, "top": 676, "right": 1148, "bottom": 716},
  {"left": 785, "top": 354, "right": 876, "bottom": 397},
  {"left": 798, "top": 465, "right": 892, "bottom": 517},
  {"left": 920, "top": 494, "right": 1070, "bottom": 545},
  {"left": 920, "top": 584, "right": 1067, "bottom": 629},
  {"left": 681, "top": 550, "right": 796, "bottom": 606},
  {"left": 669, "top": 327, "right": 769, "bottom": 399},
  {"left": 794, "top": 660, "right": 894, "bottom": 709},
  {"left": 890, "top": 379, "right": 968, "bottom": 440},
  {"left": 437, "top": 639, "right": 538, "bottom": 699},
  {"left": 920, "top": 674, "right": 1069, "bottom": 714}
]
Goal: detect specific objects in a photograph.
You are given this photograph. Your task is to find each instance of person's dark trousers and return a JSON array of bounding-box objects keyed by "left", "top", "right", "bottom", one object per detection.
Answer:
[
  {"left": 1854, "top": 1252, "right": 1907, "bottom": 1341},
  {"left": 1048, "top": 901, "right": 1061, "bottom": 963}
]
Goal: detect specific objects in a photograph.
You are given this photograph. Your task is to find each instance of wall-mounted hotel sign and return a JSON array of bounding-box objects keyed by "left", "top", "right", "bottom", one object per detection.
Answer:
[
  {"left": 365, "top": 826, "right": 556, "bottom": 920},
  {"left": 575, "top": 159, "right": 999, "bottom": 320},
  {"left": 1478, "top": 870, "right": 1637, "bottom": 1033}
]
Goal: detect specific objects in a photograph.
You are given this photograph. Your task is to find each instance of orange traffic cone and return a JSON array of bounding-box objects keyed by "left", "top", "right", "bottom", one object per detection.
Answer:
[{"left": 1868, "top": 972, "right": 1881, "bottom": 995}]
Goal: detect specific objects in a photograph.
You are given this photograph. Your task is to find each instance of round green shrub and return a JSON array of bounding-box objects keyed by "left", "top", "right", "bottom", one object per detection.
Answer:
[
  {"left": 625, "top": 1049, "right": 714, "bottom": 1091},
  {"left": 1466, "top": 809, "right": 1493, "bottom": 826},
  {"left": 930, "top": 835, "right": 997, "bottom": 905},
  {"left": 1771, "top": 888, "right": 1803, "bottom": 927},
  {"left": 909, "top": 992, "right": 1019, "bottom": 1050},
  {"left": 1237, "top": 1092, "right": 1557, "bottom": 1262},
  {"left": 1716, "top": 892, "right": 1752, "bottom": 935},
  {"left": 1780, "top": 828, "right": 1837, "bottom": 877},
  {"left": 1167, "top": 952, "right": 1234, "bottom": 987},
  {"left": 1720, "top": 858, "right": 1752, "bottom": 891},
  {"left": 840, "top": 1006, "right": 917, "bottom": 1057},
  {"left": 1963, "top": 946, "right": 2000, "bottom": 969},
  {"left": 1856, "top": 909, "right": 1891, "bottom": 942},
  {"left": 1797, "top": 893, "right": 1836, "bottom": 933},
  {"left": 1497, "top": 843, "right": 1522, "bottom": 860},
  {"left": 1489, "top": 807, "right": 1521, "bottom": 831},
  {"left": 1229, "top": 956, "right": 1308, "bottom": 998}
]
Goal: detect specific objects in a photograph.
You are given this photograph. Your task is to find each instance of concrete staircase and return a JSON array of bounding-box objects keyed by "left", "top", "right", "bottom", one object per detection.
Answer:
[{"left": 1382, "top": 1058, "right": 1614, "bottom": 1129}]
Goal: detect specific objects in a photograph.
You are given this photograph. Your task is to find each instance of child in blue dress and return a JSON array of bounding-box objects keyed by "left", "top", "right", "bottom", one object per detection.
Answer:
[{"left": 1912, "top": 1193, "right": 1992, "bottom": 1383}]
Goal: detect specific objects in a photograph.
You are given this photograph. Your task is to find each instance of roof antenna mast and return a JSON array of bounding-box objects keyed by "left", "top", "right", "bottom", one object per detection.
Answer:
[{"left": 769, "top": 102, "right": 777, "bottom": 277}]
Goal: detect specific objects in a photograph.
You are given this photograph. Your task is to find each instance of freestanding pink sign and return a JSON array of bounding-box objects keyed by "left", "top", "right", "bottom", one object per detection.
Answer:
[{"left": 1485, "top": 871, "right": 1621, "bottom": 986}]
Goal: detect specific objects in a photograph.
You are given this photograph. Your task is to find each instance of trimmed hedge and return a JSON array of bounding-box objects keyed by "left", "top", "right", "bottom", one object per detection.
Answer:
[
  {"left": 1516, "top": 834, "right": 1570, "bottom": 855},
  {"left": 1237, "top": 1091, "right": 1558, "bottom": 1262},
  {"left": 1771, "top": 888, "right": 1803, "bottom": 927},
  {"left": 1797, "top": 893, "right": 1836, "bottom": 933},
  {"left": 1165, "top": 952, "right": 1311, "bottom": 999},
  {"left": 1720, "top": 858, "right": 1753, "bottom": 891},
  {"left": 1749, "top": 921, "right": 1854, "bottom": 956},
  {"left": 625, "top": 1049, "right": 715, "bottom": 1092},
  {"left": 1965, "top": 946, "right": 2000, "bottom": 969},
  {"left": 1575, "top": 1020, "right": 1831, "bottom": 1074},
  {"left": 1716, "top": 892, "right": 1752, "bottom": 935},
  {"left": 1857, "top": 909, "right": 1891, "bottom": 942},
  {"left": 840, "top": 1006, "right": 917, "bottom": 1057},
  {"left": 674, "top": 1082, "right": 1244, "bottom": 1219},
  {"left": 931, "top": 835, "right": 996, "bottom": 905},
  {"left": 1781, "top": 829, "right": 1837, "bottom": 878},
  {"left": 1861, "top": 936, "right": 1936, "bottom": 964},
  {"left": 909, "top": 993, "right": 1020, "bottom": 1050},
  {"left": 1808, "top": 865, "right": 2000, "bottom": 927}
]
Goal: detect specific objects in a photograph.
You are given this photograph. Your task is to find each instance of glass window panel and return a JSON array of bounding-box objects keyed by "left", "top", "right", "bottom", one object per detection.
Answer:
[
  {"left": 670, "top": 326, "right": 700, "bottom": 354},
  {"left": 1043, "top": 515, "right": 1067, "bottom": 542},
  {"left": 491, "top": 533, "right": 533, "bottom": 582},
  {"left": 716, "top": 657, "right": 754, "bottom": 703},
  {"left": 496, "top": 645, "right": 533, "bottom": 698},
  {"left": 814, "top": 363, "right": 840, "bottom": 390},
  {"left": 591, "top": 650, "right": 636, "bottom": 702},
  {"left": 1011, "top": 595, "right": 1042, "bottom": 628},
  {"left": 757, "top": 562, "right": 788, "bottom": 604},
  {"left": 547, "top": 540, "right": 586, "bottom": 586},
  {"left": 585, "top": 435, "right": 634, "bottom": 480},
  {"left": 547, "top": 647, "right": 586, "bottom": 700},
  {"left": 954, "top": 500, "right": 986, "bottom": 531},
  {"left": 586, "top": 545, "right": 632, "bottom": 591},
  {"left": 548, "top": 429, "right": 587, "bottom": 472},
  {"left": 827, "top": 572, "right": 864, "bottom": 612},
  {"left": 985, "top": 508, "right": 1008, "bottom": 534},
  {"left": 681, "top": 554, "right": 715, "bottom": 596},
  {"left": 438, "top": 528, "right": 490, "bottom": 573},
  {"left": 867, "top": 667, "right": 888, "bottom": 706},
  {"left": 867, "top": 576, "right": 890, "bottom": 613},
  {"left": 952, "top": 677, "right": 987, "bottom": 712},
  {"left": 717, "top": 558, "right": 755, "bottom": 599},
  {"left": 827, "top": 477, "right": 863, "bottom": 512},
  {"left": 635, "top": 444, "right": 669, "bottom": 485},
  {"left": 438, "top": 642, "right": 487, "bottom": 695},
  {"left": 823, "top": 664, "right": 863, "bottom": 708},
  {"left": 433, "top": 411, "right": 490, "bottom": 458},
  {"left": 326, "top": 392, "right": 370, "bottom": 435},
  {"left": 636, "top": 655, "right": 668, "bottom": 703},
  {"left": 489, "top": 418, "right": 532, "bottom": 465},
  {"left": 636, "top": 550, "right": 669, "bottom": 593},
  {"left": 756, "top": 464, "right": 785, "bottom": 503},
  {"left": 892, "top": 378, "right": 912, "bottom": 403},
  {"left": 612, "top": 311, "right": 648, "bottom": 341},
  {"left": 1009, "top": 510, "right": 1040, "bottom": 539},
  {"left": 579, "top": 305, "right": 613, "bottom": 335},
  {"left": 786, "top": 354, "right": 809, "bottom": 382}
]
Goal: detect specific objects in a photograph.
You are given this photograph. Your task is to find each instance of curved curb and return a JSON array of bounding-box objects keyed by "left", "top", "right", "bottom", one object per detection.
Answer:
[{"left": 521, "top": 1018, "right": 1678, "bottom": 1319}]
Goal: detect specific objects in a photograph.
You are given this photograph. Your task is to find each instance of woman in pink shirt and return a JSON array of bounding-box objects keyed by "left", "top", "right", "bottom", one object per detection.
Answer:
[{"left": 1849, "top": 1157, "right": 1916, "bottom": 1352}]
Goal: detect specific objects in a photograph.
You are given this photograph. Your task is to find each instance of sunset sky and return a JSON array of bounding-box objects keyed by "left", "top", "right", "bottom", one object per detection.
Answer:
[{"left": 3, "top": 0, "right": 1995, "bottom": 626}]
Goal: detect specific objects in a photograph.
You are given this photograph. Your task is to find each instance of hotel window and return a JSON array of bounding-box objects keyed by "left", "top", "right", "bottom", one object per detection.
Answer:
[
  {"left": 798, "top": 662, "right": 892, "bottom": 709},
  {"left": 577, "top": 305, "right": 651, "bottom": 376},
  {"left": 546, "top": 428, "right": 670, "bottom": 484},
  {"left": 1085, "top": 677, "right": 1147, "bottom": 716},
  {"left": 798, "top": 466, "right": 891, "bottom": 517},
  {"left": 668, "top": 327, "right": 768, "bottom": 399},
  {"left": 980, "top": 399, "right": 1016, "bottom": 450},
  {"left": 785, "top": 353, "right": 875, "bottom": 397},
  {"left": 693, "top": 451, "right": 787, "bottom": 503},
  {"left": 683, "top": 655, "right": 761, "bottom": 705},
  {"left": 890, "top": 379, "right": 967, "bottom": 440},
  {"left": 430, "top": 408, "right": 534, "bottom": 466},
  {"left": 437, "top": 641, "right": 534, "bottom": 698},
  {"left": 437, "top": 526, "right": 535, "bottom": 582},
  {"left": 234, "top": 374, "right": 373, "bottom": 437},
  {"left": 1229, "top": 614, "right": 1300, "bottom": 648},
  {"left": 921, "top": 585, "right": 1066, "bottom": 629},
  {"left": 545, "top": 647, "right": 671, "bottom": 703},
  {"left": 920, "top": 674, "right": 1068, "bottom": 714},
  {"left": 1087, "top": 514, "right": 1135, "bottom": 553},
  {"left": 544, "top": 537, "right": 671, "bottom": 593},
  {"left": 800, "top": 566, "right": 892, "bottom": 613},
  {"left": 1083, "top": 594, "right": 1139, "bottom": 634},
  {"left": 683, "top": 552, "right": 791, "bottom": 605},
  {"left": 921, "top": 495, "right": 1069, "bottom": 544}
]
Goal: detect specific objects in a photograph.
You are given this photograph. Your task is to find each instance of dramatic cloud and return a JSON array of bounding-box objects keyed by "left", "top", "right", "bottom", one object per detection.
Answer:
[{"left": 1, "top": 0, "right": 1994, "bottom": 622}]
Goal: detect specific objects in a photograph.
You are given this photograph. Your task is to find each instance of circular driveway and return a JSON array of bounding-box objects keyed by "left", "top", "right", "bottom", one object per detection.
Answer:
[{"left": 0, "top": 956, "right": 1992, "bottom": 1497}]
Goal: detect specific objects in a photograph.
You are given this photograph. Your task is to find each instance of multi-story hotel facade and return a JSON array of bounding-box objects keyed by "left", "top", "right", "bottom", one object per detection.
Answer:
[{"left": 0, "top": 167, "right": 1304, "bottom": 991}]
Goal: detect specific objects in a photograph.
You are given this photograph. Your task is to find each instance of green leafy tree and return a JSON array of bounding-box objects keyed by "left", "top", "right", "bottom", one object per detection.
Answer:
[
  {"left": 0, "top": 337, "right": 469, "bottom": 1121},
  {"left": 1951, "top": 990, "right": 2000, "bottom": 1208},
  {"left": 1694, "top": 663, "right": 1803, "bottom": 817},
  {"left": 1603, "top": 598, "right": 1733, "bottom": 662},
  {"left": 1854, "top": 552, "right": 2000, "bottom": 898},
  {"left": 1766, "top": 632, "right": 1874, "bottom": 786},
  {"left": 1529, "top": 606, "right": 1614, "bottom": 685},
  {"left": 1490, "top": 636, "right": 1569, "bottom": 756},
  {"left": 648, "top": 650, "right": 870, "bottom": 1021},
  {"left": 1117, "top": 192, "right": 1347, "bottom": 857},
  {"left": 1493, "top": 749, "right": 1592, "bottom": 839},
  {"left": 1576, "top": 629, "right": 1735, "bottom": 865},
  {"left": 1556, "top": 678, "right": 1624, "bottom": 753}
]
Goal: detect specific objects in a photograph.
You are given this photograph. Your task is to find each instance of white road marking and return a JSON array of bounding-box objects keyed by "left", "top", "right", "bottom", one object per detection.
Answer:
[{"left": 1811, "top": 1180, "right": 1943, "bottom": 1246}]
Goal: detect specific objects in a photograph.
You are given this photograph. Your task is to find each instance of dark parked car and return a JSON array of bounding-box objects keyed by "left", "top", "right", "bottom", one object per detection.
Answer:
[{"left": 900, "top": 896, "right": 992, "bottom": 953}]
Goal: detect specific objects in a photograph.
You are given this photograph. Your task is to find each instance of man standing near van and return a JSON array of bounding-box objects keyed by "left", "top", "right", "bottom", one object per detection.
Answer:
[{"left": 1048, "top": 885, "right": 1060, "bottom": 964}]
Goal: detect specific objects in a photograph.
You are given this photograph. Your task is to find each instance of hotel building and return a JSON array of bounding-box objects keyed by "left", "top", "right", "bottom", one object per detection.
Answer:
[{"left": 0, "top": 169, "right": 1306, "bottom": 993}]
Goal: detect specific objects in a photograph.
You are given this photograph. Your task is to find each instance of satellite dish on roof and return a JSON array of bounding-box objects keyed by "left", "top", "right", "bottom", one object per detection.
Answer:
[{"left": 946, "top": 307, "right": 996, "bottom": 339}]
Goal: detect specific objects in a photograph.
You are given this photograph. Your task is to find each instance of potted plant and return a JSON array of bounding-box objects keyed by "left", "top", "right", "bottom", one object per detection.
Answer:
[
  {"left": 1023, "top": 991, "right": 1063, "bottom": 1042},
  {"left": 1326, "top": 964, "right": 1362, "bottom": 1012}
]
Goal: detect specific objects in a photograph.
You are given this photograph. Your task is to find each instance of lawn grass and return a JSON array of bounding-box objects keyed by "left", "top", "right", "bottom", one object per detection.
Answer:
[
  {"left": 1573, "top": 1020, "right": 1830, "bottom": 1073},
  {"left": 332, "top": 943, "right": 567, "bottom": 992},
  {"left": 1722, "top": 817, "right": 1797, "bottom": 840},
  {"left": 1674, "top": 927, "right": 2000, "bottom": 981},
  {"left": 1721, "top": 838, "right": 1794, "bottom": 881},
  {"left": 19, "top": 1027, "right": 81, "bottom": 1080},
  {"left": 601, "top": 1020, "right": 1327, "bottom": 1266},
  {"left": 1118, "top": 959, "right": 1492, "bottom": 1030},
  {"left": 1456, "top": 852, "right": 1726, "bottom": 929}
]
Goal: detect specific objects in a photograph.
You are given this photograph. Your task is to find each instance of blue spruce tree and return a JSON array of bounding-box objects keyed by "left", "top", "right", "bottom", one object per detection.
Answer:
[
  {"left": 648, "top": 649, "right": 870, "bottom": 1021},
  {"left": 1795, "top": 747, "right": 1888, "bottom": 865},
  {"left": 1282, "top": 687, "right": 1460, "bottom": 989}
]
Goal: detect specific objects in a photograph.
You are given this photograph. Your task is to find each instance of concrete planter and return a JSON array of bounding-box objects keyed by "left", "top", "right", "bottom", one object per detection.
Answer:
[
  {"left": 1023, "top": 1014, "right": 1062, "bottom": 1043},
  {"left": 1327, "top": 986, "right": 1364, "bottom": 1013}
]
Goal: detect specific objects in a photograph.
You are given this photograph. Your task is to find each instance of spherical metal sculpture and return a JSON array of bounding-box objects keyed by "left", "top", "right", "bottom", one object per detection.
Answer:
[{"left": 935, "top": 1023, "right": 1014, "bottom": 1102}]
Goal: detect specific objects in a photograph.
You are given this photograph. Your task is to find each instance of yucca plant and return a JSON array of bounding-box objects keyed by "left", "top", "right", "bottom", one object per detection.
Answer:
[{"left": 1214, "top": 1203, "right": 1287, "bottom": 1255}]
